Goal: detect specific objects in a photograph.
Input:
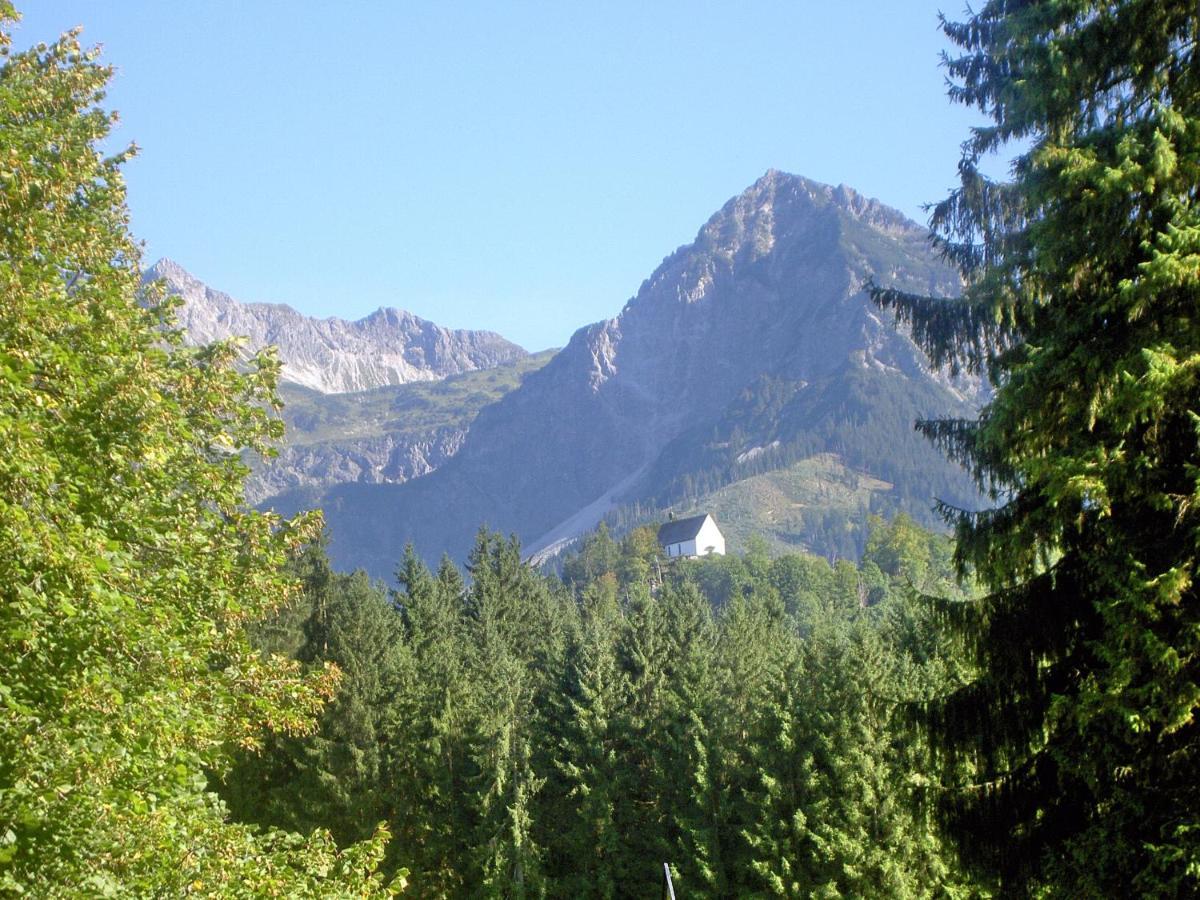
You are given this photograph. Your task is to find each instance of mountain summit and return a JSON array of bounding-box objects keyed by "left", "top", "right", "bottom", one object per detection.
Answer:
[
  {"left": 268, "top": 171, "right": 980, "bottom": 575},
  {"left": 145, "top": 258, "right": 527, "bottom": 393}
]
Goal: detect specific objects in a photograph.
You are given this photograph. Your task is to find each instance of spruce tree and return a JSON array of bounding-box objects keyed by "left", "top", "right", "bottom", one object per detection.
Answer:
[
  {"left": 291, "top": 571, "right": 407, "bottom": 846},
  {"left": 871, "top": 1, "right": 1200, "bottom": 892},
  {"left": 222, "top": 564, "right": 408, "bottom": 861},
  {"left": 611, "top": 583, "right": 674, "bottom": 887},
  {"left": 656, "top": 581, "right": 725, "bottom": 896},
  {"left": 461, "top": 531, "right": 550, "bottom": 897},
  {"left": 544, "top": 577, "right": 626, "bottom": 897},
  {"left": 390, "top": 546, "right": 473, "bottom": 894}
]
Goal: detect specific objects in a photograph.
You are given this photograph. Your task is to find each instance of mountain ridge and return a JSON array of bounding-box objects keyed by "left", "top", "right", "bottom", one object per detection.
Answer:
[
  {"left": 145, "top": 258, "right": 528, "bottom": 394},
  {"left": 269, "top": 170, "right": 980, "bottom": 577}
]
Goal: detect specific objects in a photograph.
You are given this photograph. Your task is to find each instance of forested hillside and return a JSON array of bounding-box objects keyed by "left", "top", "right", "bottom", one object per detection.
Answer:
[
  {"left": 600, "top": 361, "right": 984, "bottom": 561},
  {"left": 221, "top": 518, "right": 985, "bottom": 896}
]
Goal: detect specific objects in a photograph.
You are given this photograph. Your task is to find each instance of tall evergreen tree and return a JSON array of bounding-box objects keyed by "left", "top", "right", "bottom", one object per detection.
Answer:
[
  {"left": 872, "top": 1, "right": 1200, "bottom": 892},
  {"left": 291, "top": 570, "right": 407, "bottom": 846},
  {"left": 791, "top": 616, "right": 935, "bottom": 898},
  {"left": 611, "top": 583, "right": 674, "bottom": 888},
  {"left": 561, "top": 522, "right": 620, "bottom": 590},
  {"left": 461, "top": 531, "right": 552, "bottom": 897},
  {"left": 543, "top": 576, "right": 626, "bottom": 897},
  {"left": 655, "top": 581, "right": 725, "bottom": 896},
  {"left": 222, "top": 562, "right": 407, "bottom": 858},
  {"left": 390, "top": 546, "right": 474, "bottom": 894}
]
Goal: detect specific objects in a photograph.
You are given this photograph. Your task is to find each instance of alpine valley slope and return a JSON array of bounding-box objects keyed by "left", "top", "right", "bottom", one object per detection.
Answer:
[
  {"left": 244, "top": 353, "right": 555, "bottom": 504},
  {"left": 145, "top": 259, "right": 544, "bottom": 504},
  {"left": 267, "top": 171, "right": 983, "bottom": 578}
]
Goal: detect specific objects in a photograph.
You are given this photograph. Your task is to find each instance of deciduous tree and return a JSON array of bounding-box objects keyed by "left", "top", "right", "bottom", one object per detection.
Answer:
[{"left": 0, "top": 7, "right": 394, "bottom": 893}]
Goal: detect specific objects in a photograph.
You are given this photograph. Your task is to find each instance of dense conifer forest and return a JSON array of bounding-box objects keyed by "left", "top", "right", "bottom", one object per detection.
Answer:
[
  {"left": 219, "top": 520, "right": 980, "bottom": 896},
  {"left": 1, "top": 4, "right": 967, "bottom": 891}
]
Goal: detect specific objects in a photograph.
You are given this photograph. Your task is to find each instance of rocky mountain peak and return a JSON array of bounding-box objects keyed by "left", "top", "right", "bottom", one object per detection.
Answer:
[
  {"left": 565, "top": 172, "right": 956, "bottom": 407},
  {"left": 144, "top": 259, "right": 528, "bottom": 394},
  {"left": 146, "top": 257, "right": 203, "bottom": 295},
  {"left": 700, "top": 171, "right": 924, "bottom": 258},
  {"left": 292, "top": 170, "right": 978, "bottom": 575}
]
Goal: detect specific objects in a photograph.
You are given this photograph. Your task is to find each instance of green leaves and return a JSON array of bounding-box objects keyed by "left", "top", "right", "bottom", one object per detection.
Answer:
[{"left": 0, "top": 10, "right": 393, "bottom": 895}]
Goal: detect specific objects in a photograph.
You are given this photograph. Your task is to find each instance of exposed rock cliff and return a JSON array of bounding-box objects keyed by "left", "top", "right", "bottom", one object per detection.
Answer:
[
  {"left": 145, "top": 258, "right": 528, "bottom": 394},
  {"left": 244, "top": 425, "right": 468, "bottom": 506}
]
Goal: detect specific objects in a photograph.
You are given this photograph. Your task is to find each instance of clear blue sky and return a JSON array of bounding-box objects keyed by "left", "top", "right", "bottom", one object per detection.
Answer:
[{"left": 17, "top": 2, "right": 983, "bottom": 351}]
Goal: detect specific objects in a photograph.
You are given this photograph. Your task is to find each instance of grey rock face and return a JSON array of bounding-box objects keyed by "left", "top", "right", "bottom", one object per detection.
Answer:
[
  {"left": 243, "top": 426, "right": 467, "bottom": 506},
  {"left": 303, "top": 170, "right": 980, "bottom": 577},
  {"left": 145, "top": 258, "right": 528, "bottom": 394}
]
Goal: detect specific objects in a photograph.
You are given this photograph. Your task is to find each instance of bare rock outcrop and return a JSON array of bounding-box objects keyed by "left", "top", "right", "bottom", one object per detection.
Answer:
[{"left": 145, "top": 259, "right": 527, "bottom": 394}]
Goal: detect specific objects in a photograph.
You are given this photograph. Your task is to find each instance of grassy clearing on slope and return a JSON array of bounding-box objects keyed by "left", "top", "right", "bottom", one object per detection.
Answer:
[
  {"left": 277, "top": 350, "right": 556, "bottom": 445},
  {"left": 664, "top": 453, "right": 894, "bottom": 558}
]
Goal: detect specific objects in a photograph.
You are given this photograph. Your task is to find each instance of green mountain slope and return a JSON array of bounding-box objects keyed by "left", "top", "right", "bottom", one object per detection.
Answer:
[
  {"left": 624, "top": 359, "right": 978, "bottom": 556},
  {"left": 667, "top": 453, "right": 894, "bottom": 558},
  {"left": 247, "top": 350, "right": 555, "bottom": 503},
  {"left": 276, "top": 350, "right": 557, "bottom": 445}
]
